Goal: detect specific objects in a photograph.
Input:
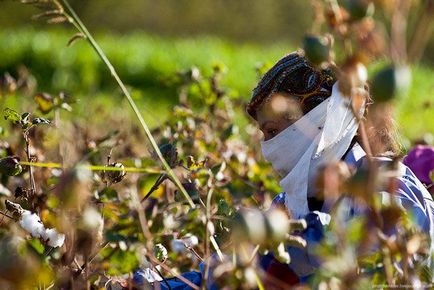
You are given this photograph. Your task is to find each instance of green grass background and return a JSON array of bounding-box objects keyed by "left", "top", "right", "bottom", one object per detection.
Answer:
[{"left": 1, "top": 28, "right": 433, "bottom": 144}]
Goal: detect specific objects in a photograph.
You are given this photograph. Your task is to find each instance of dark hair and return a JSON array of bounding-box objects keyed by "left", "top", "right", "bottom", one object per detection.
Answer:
[{"left": 246, "top": 50, "right": 336, "bottom": 120}]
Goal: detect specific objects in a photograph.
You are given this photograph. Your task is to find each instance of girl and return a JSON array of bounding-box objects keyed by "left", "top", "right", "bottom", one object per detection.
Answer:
[{"left": 246, "top": 51, "right": 434, "bottom": 285}]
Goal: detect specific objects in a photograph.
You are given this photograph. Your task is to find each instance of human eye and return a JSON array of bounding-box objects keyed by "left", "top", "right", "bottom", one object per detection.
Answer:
[{"left": 267, "top": 128, "right": 278, "bottom": 137}]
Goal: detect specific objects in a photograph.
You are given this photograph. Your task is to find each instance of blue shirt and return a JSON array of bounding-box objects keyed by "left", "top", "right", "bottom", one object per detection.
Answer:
[{"left": 270, "top": 144, "right": 434, "bottom": 277}]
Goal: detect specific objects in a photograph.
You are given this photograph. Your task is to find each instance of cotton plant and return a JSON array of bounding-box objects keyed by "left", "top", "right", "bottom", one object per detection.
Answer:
[{"left": 6, "top": 200, "right": 65, "bottom": 248}]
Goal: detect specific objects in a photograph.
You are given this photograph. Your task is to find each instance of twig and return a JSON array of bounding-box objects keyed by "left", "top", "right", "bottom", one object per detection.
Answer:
[
  {"left": 147, "top": 254, "right": 200, "bottom": 290},
  {"left": 185, "top": 245, "right": 204, "bottom": 262},
  {"left": 390, "top": 0, "right": 410, "bottom": 64},
  {"left": 78, "top": 241, "right": 110, "bottom": 274},
  {"left": 153, "top": 266, "right": 172, "bottom": 290},
  {"left": 408, "top": 1, "right": 434, "bottom": 62},
  {"left": 20, "top": 161, "right": 162, "bottom": 174},
  {"left": 24, "top": 132, "right": 36, "bottom": 198},
  {"left": 0, "top": 210, "right": 15, "bottom": 220}
]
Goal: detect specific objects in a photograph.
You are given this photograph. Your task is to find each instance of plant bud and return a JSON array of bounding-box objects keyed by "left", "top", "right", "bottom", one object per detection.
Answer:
[
  {"left": 0, "top": 156, "right": 22, "bottom": 176},
  {"left": 232, "top": 208, "right": 267, "bottom": 244},
  {"left": 154, "top": 243, "right": 168, "bottom": 262},
  {"left": 159, "top": 143, "right": 178, "bottom": 168},
  {"left": 275, "top": 242, "right": 291, "bottom": 264},
  {"left": 347, "top": 0, "right": 375, "bottom": 21},
  {"left": 371, "top": 65, "right": 411, "bottom": 102},
  {"left": 102, "top": 162, "right": 126, "bottom": 184},
  {"left": 265, "top": 209, "right": 290, "bottom": 242},
  {"left": 303, "top": 34, "right": 333, "bottom": 66}
]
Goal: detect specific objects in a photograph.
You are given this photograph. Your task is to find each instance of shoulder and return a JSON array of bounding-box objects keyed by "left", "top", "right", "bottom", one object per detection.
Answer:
[{"left": 360, "top": 154, "right": 434, "bottom": 233}]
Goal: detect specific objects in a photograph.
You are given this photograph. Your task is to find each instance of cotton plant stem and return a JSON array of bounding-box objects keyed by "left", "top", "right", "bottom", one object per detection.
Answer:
[
  {"left": 24, "top": 133, "right": 36, "bottom": 197},
  {"left": 0, "top": 211, "right": 15, "bottom": 220},
  {"left": 19, "top": 161, "right": 162, "bottom": 174},
  {"left": 147, "top": 254, "right": 200, "bottom": 290},
  {"left": 408, "top": 1, "right": 434, "bottom": 62},
  {"left": 205, "top": 187, "right": 223, "bottom": 261},
  {"left": 59, "top": 0, "right": 195, "bottom": 208}
]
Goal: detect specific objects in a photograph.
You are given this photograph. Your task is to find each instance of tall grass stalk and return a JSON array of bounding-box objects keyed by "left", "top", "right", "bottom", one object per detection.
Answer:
[{"left": 58, "top": 0, "right": 194, "bottom": 207}]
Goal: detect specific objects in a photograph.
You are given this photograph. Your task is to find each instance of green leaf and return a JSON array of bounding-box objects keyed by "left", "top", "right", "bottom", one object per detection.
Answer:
[
  {"left": 102, "top": 247, "right": 140, "bottom": 276},
  {"left": 3, "top": 108, "right": 21, "bottom": 124},
  {"left": 34, "top": 93, "right": 54, "bottom": 114},
  {"left": 98, "top": 187, "right": 118, "bottom": 201},
  {"left": 28, "top": 238, "right": 45, "bottom": 255},
  {"left": 0, "top": 156, "right": 23, "bottom": 176}
]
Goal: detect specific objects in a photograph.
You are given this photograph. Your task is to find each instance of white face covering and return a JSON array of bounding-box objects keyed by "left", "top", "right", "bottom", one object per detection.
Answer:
[{"left": 260, "top": 83, "right": 365, "bottom": 218}]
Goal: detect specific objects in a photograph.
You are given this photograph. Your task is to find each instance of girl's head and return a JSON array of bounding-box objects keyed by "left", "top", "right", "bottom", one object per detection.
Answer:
[
  {"left": 248, "top": 51, "right": 400, "bottom": 155},
  {"left": 247, "top": 51, "right": 336, "bottom": 140}
]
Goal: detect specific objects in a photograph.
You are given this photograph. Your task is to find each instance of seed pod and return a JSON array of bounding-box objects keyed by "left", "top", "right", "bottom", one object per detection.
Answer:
[
  {"left": 102, "top": 162, "right": 126, "bottom": 184},
  {"left": 371, "top": 65, "right": 411, "bottom": 102},
  {"left": 5, "top": 200, "right": 25, "bottom": 218},
  {"left": 347, "top": 0, "right": 375, "bottom": 21},
  {"left": 286, "top": 234, "right": 307, "bottom": 248},
  {"left": 159, "top": 143, "right": 178, "bottom": 168},
  {"left": 303, "top": 34, "right": 333, "bottom": 66},
  {"left": 232, "top": 208, "right": 267, "bottom": 244},
  {"left": 154, "top": 243, "right": 168, "bottom": 262},
  {"left": 0, "top": 156, "right": 22, "bottom": 176},
  {"left": 265, "top": 209, "right": 290, "bottom": 242},
  {"left": 288, "top": 219, "right": 308, "bottom": 232},
  {"left": 275, "top": 242, "right": 291, "bottom": 264}
]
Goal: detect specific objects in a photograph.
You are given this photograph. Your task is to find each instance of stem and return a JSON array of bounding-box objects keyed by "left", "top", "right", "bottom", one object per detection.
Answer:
[
  {"left": 408, "top": 1, "right": 434, "bottom": 62},
  {"left": 59, "top": 0, "right": 195, "bottom": 208},
  {"left": 146, "top": 254, "right": 200, "bottom": 290},
  {"left": 20, "top": 161, "right": 163, "bottom": 174},
  {"left": 24, "top": 132, "right": 36, "bottom": 197},
  {"left": 0, "top": 211, "right": 15, "bottom": 220}
]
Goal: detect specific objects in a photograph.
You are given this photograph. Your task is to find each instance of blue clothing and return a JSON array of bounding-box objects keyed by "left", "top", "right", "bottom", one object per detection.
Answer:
[
  {"left": 271, "top": 144, "right": 434, "bottom": 277},
  {"left": 138, "top": 144, "right": 434, "bottom": 288}
]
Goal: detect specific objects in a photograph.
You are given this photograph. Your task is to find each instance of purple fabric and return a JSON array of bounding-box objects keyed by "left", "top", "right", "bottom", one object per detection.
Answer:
[{"left": 403, "top": 145, "right": 434, "bottom": 185}]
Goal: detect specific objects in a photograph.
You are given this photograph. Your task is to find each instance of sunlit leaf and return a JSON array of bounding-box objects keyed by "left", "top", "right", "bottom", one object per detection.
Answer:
[
  {"left": 34, "top": 93, "right": 54, "bottom": 114},
  {"left": 3, "top": 108, "right": 21, "bottom": 124}
]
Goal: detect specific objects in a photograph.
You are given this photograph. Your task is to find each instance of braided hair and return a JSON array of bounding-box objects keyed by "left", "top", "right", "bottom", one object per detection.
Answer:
[
  {"left": 247, "top": 50, "right": 401, "bottom": 156},
  {"left": 246, "top": 50, "right": 336, "bottom": 120}
]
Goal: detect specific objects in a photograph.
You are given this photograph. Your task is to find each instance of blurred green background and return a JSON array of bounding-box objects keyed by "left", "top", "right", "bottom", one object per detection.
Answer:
[{"left": 0, "top": 0, "right": 433, "bottom": 143}]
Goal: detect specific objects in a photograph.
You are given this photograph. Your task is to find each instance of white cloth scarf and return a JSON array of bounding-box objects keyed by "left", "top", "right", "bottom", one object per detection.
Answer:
[{"left": 261, "top": 83, "right": 365, "bottom": 218}]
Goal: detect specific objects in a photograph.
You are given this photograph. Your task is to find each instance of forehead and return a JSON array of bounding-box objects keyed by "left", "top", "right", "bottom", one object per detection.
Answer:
[{"left": 256, "top": 93, "right": 302, "bottom": 121}]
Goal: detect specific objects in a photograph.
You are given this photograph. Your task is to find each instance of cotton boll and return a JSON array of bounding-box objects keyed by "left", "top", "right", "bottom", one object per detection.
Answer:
[
  {"left": 43, "top": 228, "right": 65, "bottom": 248},
  {"left": 18, "top": 210, "right": 65, "bottom": 248},
  {"left": 182, "top": 234, "right": 199, "bottom": 248},
  {"left": 19, "top": 211, "right": 45, "bottom": 238}
]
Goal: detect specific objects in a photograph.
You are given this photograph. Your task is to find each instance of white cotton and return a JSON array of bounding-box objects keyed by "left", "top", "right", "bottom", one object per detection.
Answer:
[
  {"left": 19, "top": 210, "right": 65, "bottom": 248},
  {"left": 43, "top": 228, "right": 66, "bottom": 248},
  {"left": 19, "top": 211, "right": 45, "bottom": 238},
  {"left": 182, "top": 234, "right": 199, "bottom": 247}
]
